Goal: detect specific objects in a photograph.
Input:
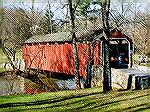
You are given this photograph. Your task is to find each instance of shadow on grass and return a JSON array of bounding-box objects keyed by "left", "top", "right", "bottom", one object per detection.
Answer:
[
  {"left": 109, "top": 103, "right": 150, "bottom": 112},
  {"left": 1, "top": 91, "right": 150, "bottom": 112},
  {"left": 132, "top": 105, "right": 150, "bottom": 112},
  {"left": 84, "top": 93, "right": 150, "bottom": 110},
  {"left": 2, "top": 99, "right": 90, "bottom": 112},
  {"left": 0, "top": 91, "right": 99, "bottom": 108}
]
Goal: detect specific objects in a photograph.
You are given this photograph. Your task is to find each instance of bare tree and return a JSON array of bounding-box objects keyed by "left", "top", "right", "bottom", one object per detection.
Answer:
[
  {"left": 110, "top": 1, "right": 148, "bottom": 55},
  {"left": 47, "top": 0, "right": 53, "bottom": 34},
  {"left": 101, "top": 0, "right": 112, "bottom": 91},
  {"left": 0, "top": 1, "right": 3, "bottom": 47},
  {"left": 146, "top": 14, "right": 150, "bottom": 56},
  {"left": 2, "top": 5, "right": 58, "bottom": 92},
  {"left": 68, "top": 0, "right": 81, "bottom": 89},
  {"left": 2, "top": 7, "right": 32, "bottom": 61}
]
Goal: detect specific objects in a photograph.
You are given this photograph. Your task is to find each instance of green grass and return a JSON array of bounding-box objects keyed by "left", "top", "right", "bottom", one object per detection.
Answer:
[
  {"left": 0, "top": 48, "right": 7, "bottom": 64},
  {"left": 141, "top": 63, "right": 150, "bottom": 67},
  {"left": 133, "top": 53, "right": 150, "bottom": 67},
  {"left": 0, "top": 87, "right": 150, "bottom": 112},
  {"left": 146, "top": 63, "right": 150, "bottom": 67},
  {"left": 16, "top": 49, "right": 22, "bottom": 59},
  {"left": 0, "top": 68, "right": 6, "bottom": 73},
  {"left": 0, "top": 48, "right": 22, "bottom": 73},
  {"left": 0, "top": 48, "right": 22, "bottom": 64}
]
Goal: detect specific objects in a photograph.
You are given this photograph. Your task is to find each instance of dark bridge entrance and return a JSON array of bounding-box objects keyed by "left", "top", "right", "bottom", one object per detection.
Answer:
[{"left": 109, "top": 29, "right": 133, "bottom": 68}]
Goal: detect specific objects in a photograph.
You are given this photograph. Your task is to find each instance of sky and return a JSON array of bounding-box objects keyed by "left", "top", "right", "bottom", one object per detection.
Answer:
[
  {"left": 3, "top": 0, "right": 67, "bottom": 3},
  {"left": 2, "top": 0, "right": 150, "bottom": 3},
  {"left": 3, "top": 1, "right": 68, "bottom": 21},
  {"left": 2, "top": 0, "right": 150, "bottom": 21}
]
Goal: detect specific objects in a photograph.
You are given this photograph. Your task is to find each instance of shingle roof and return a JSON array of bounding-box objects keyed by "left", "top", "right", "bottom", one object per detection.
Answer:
[
  {"left": 25, "top": 28, "right": 104, "bottom": 44},
  {"left": 25, "top": 32, "right": 72, "bottom": 43}
]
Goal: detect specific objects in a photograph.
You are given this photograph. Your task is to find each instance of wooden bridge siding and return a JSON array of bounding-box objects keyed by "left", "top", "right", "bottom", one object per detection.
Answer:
[{"left": 22, "top": 42, "right": 101, "bottom": 78}]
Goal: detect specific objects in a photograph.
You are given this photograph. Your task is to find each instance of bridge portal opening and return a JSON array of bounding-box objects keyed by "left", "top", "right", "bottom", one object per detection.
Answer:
[{"left": 109, "top": 39, "right": 132, "bottom": 68}]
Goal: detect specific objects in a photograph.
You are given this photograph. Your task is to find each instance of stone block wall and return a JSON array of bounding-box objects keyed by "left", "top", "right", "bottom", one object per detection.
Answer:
[{"left": 0, "top": 75, "right": 24, "bottom": 95}]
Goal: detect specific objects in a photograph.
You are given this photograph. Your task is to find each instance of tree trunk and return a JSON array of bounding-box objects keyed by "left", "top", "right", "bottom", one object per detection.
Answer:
[
  {"left": 85, "top": 41, "right": 95, "bottom": 88},
  {"left": 12, "top": 51, "right": 16, "bottom": 61},
  {"left": 101, "top": 0, "right": 112, "bottom": 92},
  {"left": 68, "top": 0, "right": 81, "bottom": 89},
  {"left": 48, "top": 0, "right": 53, "bottom": 34}
]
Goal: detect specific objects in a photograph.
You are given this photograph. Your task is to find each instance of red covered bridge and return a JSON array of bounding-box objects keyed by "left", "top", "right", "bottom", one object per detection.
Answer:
[{"left": 22, "top": 28, "right": 132, "bottom": 79}]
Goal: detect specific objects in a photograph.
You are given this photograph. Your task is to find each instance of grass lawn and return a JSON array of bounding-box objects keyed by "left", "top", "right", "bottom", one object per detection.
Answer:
[
  {"left": 145, "top": 63, "right": 150, "bottom": 67},
  {"left": 0, "top": 48, "right": 22, "bottom": 73},
  {"left": 0, "top": 48, "right": 22, "bottom": 64},
  {"left": 0, "top": 87, "right": 149, "bottom": 112},
  {"left": 0, "top": 68, "right": 7, "bottom": 73},
  {"left": 141, "top": 63, "right": 150, "bottom": 67},
  {"left": 0, "top": 48, "right": 7, "bottom": 64}
]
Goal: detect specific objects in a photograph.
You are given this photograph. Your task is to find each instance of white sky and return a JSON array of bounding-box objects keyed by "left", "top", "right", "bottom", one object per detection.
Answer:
[
  {"left": 2, "top": 0, "right": 150, "bottom": 3},
  {"left": 3, "top": 0, "right": 150, "bottom": 21},
  {"left": 3, "top": 2, "right": 68, "bottom": 21},
  {"left": 3, "top": 0, "right": 67, "bottom": 3}
]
